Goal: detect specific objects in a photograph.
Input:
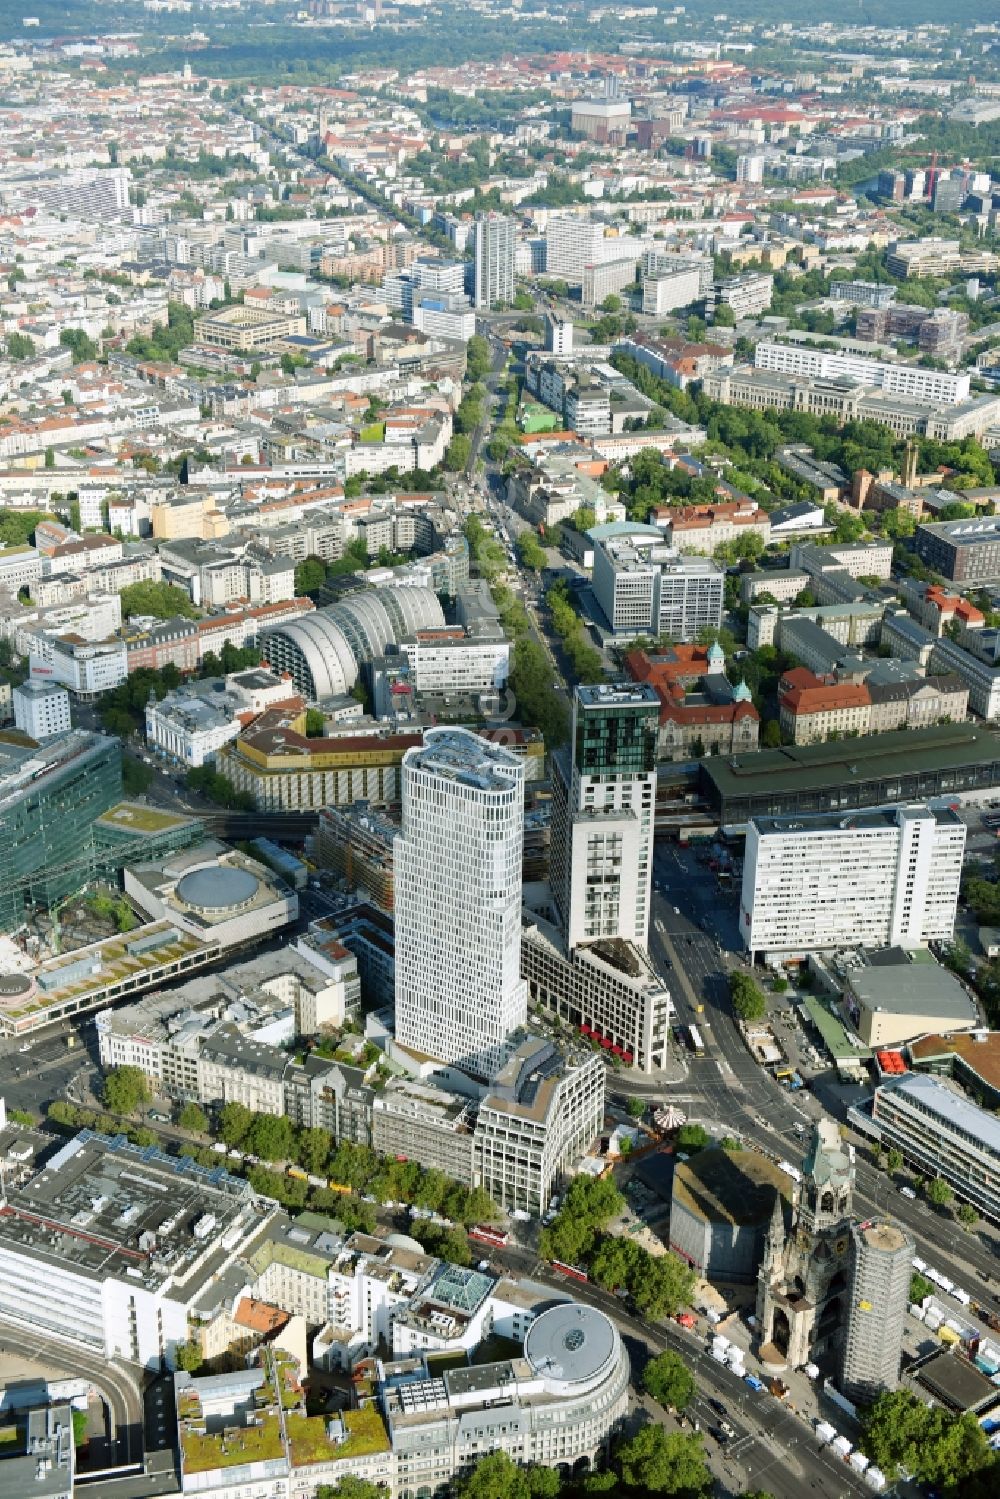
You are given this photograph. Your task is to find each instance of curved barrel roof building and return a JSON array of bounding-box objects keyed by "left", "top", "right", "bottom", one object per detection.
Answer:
[{"left": 262, "top": 586, "right": 444, "bottom": 701}]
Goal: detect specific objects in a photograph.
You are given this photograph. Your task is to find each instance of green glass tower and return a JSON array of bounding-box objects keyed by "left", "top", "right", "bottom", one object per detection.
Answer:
[{"left": 0, "top": 729, "right": 123, "bottom": 931}]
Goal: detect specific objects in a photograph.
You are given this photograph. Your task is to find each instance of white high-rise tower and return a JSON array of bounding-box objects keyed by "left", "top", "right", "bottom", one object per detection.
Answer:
[
  {"left": 394, "top": 727, "right": 527, "bottom": 1077},
  {"left": 474, "top": 212, "right": 515, "bottom": 310}
]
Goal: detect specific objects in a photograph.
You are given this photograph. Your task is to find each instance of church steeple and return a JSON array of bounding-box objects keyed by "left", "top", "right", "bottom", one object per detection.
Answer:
[{"left": 799, "top": 1120, "right": 854, "bottom": 1235}]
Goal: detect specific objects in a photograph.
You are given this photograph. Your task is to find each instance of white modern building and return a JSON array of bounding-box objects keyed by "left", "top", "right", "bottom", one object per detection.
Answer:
[
  {"left": 857, "top": 1072, "right": 1000, "bottom": 1223},
  {"left": 545, "top": 215, "right": 639, "bottom": 282},
  {"left": 13, "top": 679, "right": 71, "bottom": 739},
  {"left": 740, "top": 805, "right": 966, "bottom": 958},
  {"left": 591, "top": 524, "right": 724, "bottom": 641},
  {"left": 394, "top": 727, "right": 528, "bottom": 1077},
  {"left": 145, "top": 667, "right": 298, "bottom": 767},
  {"left": 0, "top": 1132, "right": 270, "bottom": 1370},
  {"left": 551, "top": 684, "right": 660, "bottom": 951},
  {"left": 473, "top": 212, "right": 515, "bottom": 310},
  {"left": 29, "top": 635, "right": 128, "bottom": 698},
  {"left": 754, "top": 342, "right": 971, "bottom": 406},
  {"left": 736, "top": 154, "right": 765, "bottom": 183},
  {"left": 642, "top": 263, "right": 705, "bottom": 316},
  {"left": 397, "top": 628, "right": 510, "bottom": 697},
  {"left": 411, "top": 293, "right": 476, "bottom": 343}
]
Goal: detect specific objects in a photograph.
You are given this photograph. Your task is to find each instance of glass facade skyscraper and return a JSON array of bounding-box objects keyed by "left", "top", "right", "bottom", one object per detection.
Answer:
[
  {"left": 0, "top": 730, "right": 123, "bottom": 930},
  {"left": 552, "top": 684, "right": 660, "bottom": 950}
]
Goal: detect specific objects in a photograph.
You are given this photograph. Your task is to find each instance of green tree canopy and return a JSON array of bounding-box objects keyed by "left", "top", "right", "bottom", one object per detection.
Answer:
[
  {"left": 861, "top": 1388, "right": 995, "bottom": 1488},
  {"left": 730, "top": 971, "right": 766, "bottom": 1023},
  {"left": 294, "top": 557, "right": 327, "bottom": 596},
  {"left": 59, "top": 327, "right": 99, "bottom": 363},
  {"left": 219, "top": 1101, "right": 253, "bottom": 1148},
  {"left": 245, "top": 1113, "right": 295, "bottom": 1162},
  {"left": 174, "top": 1340, "right": 203, "bottom": 1373},
  {"left": 926, "top": 1176, "right": 953, "bottom": 1208},
  {"left": 466, "top": 334, "right": 492, "bottom": 382},
  {"left": 642, "top": 1350, "right": 696, "bottom": 1412},
  {"left": 119, "top": 580, "right": 199, "bottom": 621},
  {"left": 178, "top": 1102, "right": 209, "bottom": 1134},
  {"left": 617, "top": 1426, "right": 712, "bottom": 1496},
  {"left": 102, "top": 1066, "right": 151, "bottom": 1116},
  {"left": 675, "top": 1123, "right": 710, "bottom": 1152}
]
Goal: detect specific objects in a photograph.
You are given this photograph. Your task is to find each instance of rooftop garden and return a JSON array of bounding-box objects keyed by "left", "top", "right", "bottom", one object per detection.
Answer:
[
  {"left": 285, "top": 1405, "right": 389, "bottom": 1467},
  {"left": 181, "top": 1415, "right": 284, "bottom": 1473}
]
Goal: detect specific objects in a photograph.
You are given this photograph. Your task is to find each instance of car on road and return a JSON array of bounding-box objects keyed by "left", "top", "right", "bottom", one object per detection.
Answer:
[
  {"left": 899, "top": 1185, "right": 917, "bottom": 1200},
  {"left": 744, "top": 1374, "right": 765, "bottom": 1392},
  {"left": 708, "top": 1399, "right": 727, "bottom": 1417}
]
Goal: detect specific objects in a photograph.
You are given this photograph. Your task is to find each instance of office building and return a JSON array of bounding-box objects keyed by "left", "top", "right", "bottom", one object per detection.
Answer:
[
  {"left": 0, "top": 728, "right": 122, "bottom": 931},
  {"left": 840, "top": 1218, "right": 916, "bottom": 1405},
  {"left": 916, "top": 515, "right": 1000, "bottom": 583},
  {"left": 754, "top": 342, "right": 970, "bottom": 407},
  {"left": 550, "top": 684, "right": 659, "bottom": 951},
  {"left": 0, "top": 545, "right": 41, "bottom": 592},
  {"left": 582, "top": 255, "right": 639, "bottom": 311},
  {"left": 545, "top": 313, "right": 574, "bottom": 355},
  {"left": 473, "top": 211, "right": 515, "bottom": 310},
  {"left": 394, "top": 727, "right": 527, "bottom": 1077},
  {"left": 0, "top": 1404, "right": 74, "bottom": 1499},
  {"left": 145, "top": 668, "right": 298, "bottom": 768},
  {"left": 708, "top": 272, "right": 773, "bottom": 321},
  {"left": 857, "top": 1072, "right": 1000, "bottom": 1223},
  {"left": 886, "top": 238, "right": 999, "bottom": 279},
  {"left": 591, "top": 524, "right": 724, "bottom": 642},
  {"left": 381, "top": 1300, "right": 629, "bottom": 1490},
  {"left": 97, "top": 938, "right": 364, "bottom": 1101},
  {"left": 0, "top": 1130, "right": 270, "bottom": 1370},
  {"left": 829, "top": 281, "right": 896, "bottom": 308},
  {"left": 411, "top": 293, "right": 476, "bottom": 343},
  {"left": 571, "top": 96, "right": 631, "bottom": 142},
  {"left": 740, "top": 805, "right": 965, "bottom": 958},
  {"left": 642, "top": 262, "right": 706, "bottom": 316},
  {"left": 475, "top": 1038, "right": 604, "bottom": 1217},
  {"left": 703, "top": 367, "right": 1000, "bottom": 442},
  {"left": 545, "top": 216, "right": 637, "bottom": 282},
  {"left": 546, "top": 215, "right": 606, "bottom": 280},
  {"left": 929, "top": 633, "right": 1000, "bottom": 720},
  {"left": 317, "top": 801, "right": 398, "bottom": 911},
  {"left": 12, "top": 679, "right": 71, "bottom": 740}
]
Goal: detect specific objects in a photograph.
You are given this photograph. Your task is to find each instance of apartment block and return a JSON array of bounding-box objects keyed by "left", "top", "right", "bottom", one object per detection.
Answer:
[
  {"left": 740, "top": 805, "right": 966, "bottom": 957},
  {"left": 12, "top": 679, "right": 71, "bottom": 739}
]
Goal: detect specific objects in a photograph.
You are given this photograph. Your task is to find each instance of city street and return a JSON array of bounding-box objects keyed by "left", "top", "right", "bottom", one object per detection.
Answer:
[
  {"left": 490, "top": 1243, "right": 869, "bottom": 1498},
  {"left": 629, "top": 838, "right": 1000, "bottom": 1323}
]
